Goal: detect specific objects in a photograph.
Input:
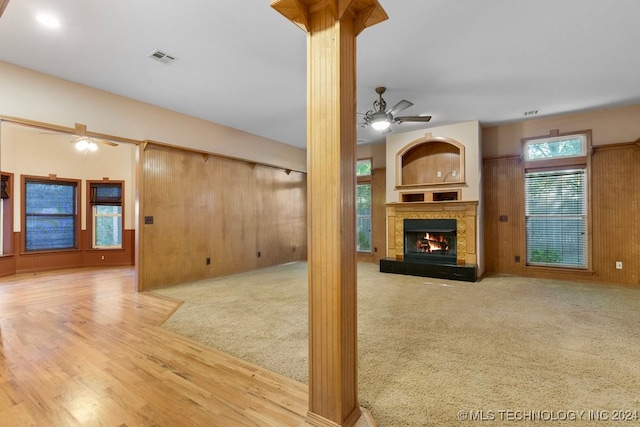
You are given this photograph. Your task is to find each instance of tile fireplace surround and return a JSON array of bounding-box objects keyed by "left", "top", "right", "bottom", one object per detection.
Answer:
[{"left": 386, "top": 201, "right": 478, "bottom": 266}]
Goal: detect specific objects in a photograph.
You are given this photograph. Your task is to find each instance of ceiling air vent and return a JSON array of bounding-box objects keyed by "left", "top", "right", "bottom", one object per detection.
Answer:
[{"left": 147, "top": 49, "right": 176, "bottom": 64}]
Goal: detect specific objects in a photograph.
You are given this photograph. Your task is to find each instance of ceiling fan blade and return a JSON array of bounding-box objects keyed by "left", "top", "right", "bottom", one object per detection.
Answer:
[
  {"left": 394, "top": 115, "right": 432, "bottom": 123},
  {"left": 388, "top": 99, "right": 413, "bottom": 116},
  {"left": 99, "top": 139, "right": 119, "bottom": 147},
  {"left": 69, "top": 135, "right": 118, "bottom": 147}
]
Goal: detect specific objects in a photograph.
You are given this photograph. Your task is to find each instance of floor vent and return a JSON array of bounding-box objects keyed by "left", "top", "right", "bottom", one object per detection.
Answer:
[{"left": 147, "top": 49, "right": 177, "bottom": 64}]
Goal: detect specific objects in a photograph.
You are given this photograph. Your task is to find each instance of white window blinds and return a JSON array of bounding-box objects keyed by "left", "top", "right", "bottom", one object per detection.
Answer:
[{"left": 525, "top": 169, "right": 587, "bottom": 268}]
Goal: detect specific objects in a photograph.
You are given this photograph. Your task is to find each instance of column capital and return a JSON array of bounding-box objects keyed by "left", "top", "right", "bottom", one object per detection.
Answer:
[{"left": 271, "top": 0, "right": 387, "bottom": 35}]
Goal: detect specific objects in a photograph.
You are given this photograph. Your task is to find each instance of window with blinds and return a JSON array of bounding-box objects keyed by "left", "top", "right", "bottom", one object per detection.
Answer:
[
  {"left": 89, "top": 182, "right": 123, "bottom": 249},
  {"left": 522, "top": 130, "right": 591, "bottom": 270},
  {"left": 25, "top": 179, "right": 78, "bottom": 251},
  {"left": 525, "top": 169, "right": 587, "bottom": 268}
]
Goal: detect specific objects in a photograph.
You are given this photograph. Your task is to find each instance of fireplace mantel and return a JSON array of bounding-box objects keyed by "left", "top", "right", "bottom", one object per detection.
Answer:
[{"left": 386, "top": 201, "right": 478, "bottom": 265}]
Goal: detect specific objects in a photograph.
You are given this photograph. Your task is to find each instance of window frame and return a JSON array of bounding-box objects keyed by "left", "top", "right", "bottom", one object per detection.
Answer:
[
  {"left": 521, "top": 130, "right": 592, "bottom": 272},
  {"left": 87, "top": 180, "right": 124, "bottom": 250},
  {"left": 21, "top": 175, "right": 80, "bottom": 253},
  {"left": 1, "top": 172, "right": 13, "bottom": 256}
]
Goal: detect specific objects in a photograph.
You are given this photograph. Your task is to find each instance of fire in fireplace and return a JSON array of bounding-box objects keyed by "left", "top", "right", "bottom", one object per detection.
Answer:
[{"left": 404, "top": 219, "right": 457, "bottom": 265}]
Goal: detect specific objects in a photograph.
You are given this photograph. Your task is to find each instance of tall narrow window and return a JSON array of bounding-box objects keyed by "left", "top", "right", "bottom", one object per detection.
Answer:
[
  {"left": 24, "top": 177, "right": 78, "bottom": 251},
  {"left": 523, "top": 132, "right": 590, "bottom": 269},
  {"left": 356, "top": 159, "right": 372, "bottom": 253},
  {"left": 89, "top": 182, "right": 123, "bottom": 249}
]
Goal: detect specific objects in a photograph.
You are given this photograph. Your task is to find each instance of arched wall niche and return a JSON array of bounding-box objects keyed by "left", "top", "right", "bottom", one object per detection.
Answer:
[{"left": 395, "top": 135, "right": 466, "bottom": 187}]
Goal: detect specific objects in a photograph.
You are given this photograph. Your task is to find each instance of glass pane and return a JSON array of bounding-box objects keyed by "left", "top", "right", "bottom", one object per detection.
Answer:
[
  {"left": 525, "top": 137, "right": 584, "bottom": 160},
  {"left": 26, "top": 182, "right": 75, "bottom": 214},
  {"left": 356, "top": 183, "right": 371, "bottom": 252},
  {"left": 95, "top": 215, "right": 122, "bottom": 247},
  {"left": 96, "top": 205, "right": 122, "bottom": 215},
  {"left": 356, "top": 159, "right": 372, "bottom": 177},
  {"left": 26, "top": 215, "right": 75, "bottom": 250},
  {"left": 525, "top": 169, "right": 587, "bottom": 268},
  {"left": 526, "top": 217, "right": 587, "bottom": 267}
]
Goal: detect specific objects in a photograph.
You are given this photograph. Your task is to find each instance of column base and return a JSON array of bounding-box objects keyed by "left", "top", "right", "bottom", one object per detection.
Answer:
[{"left": 300, "top": 407, "right": 377, "bottom": 427}]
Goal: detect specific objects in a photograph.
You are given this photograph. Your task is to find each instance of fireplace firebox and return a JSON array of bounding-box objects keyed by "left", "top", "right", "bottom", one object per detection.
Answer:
[{"left": 404, "top": 219, "right": 457, "bottom": 265}]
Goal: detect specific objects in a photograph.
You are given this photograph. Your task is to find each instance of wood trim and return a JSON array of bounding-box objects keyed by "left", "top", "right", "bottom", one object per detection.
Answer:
[
  {"left": 592, "top": 141, "right": 640, "bottom": 152},
  {"left": 483, "top": 154, "right": 521, "bottom": 162},
  {"left": 0, "top": 115, "right": 142, "bottom": 146},
  {"left": 0, "top": 0, "right": 10, "bottom": 19},
  {"left": 143, "top": 139, "right": 306, "bottom": 174}
]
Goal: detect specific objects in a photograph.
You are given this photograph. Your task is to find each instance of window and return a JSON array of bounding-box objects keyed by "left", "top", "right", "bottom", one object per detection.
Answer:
[
  {"left": 356, "top": 159, "right": 372, "bottom": 253},
  {"left": 24, "top": 177, "right": 79, "bottom": 251},
  {"left": 89, "top": 182, "right": 123, "bottom": 249},
  {"left": 523, "top": 132, "right": 590, "bottom": 269}
]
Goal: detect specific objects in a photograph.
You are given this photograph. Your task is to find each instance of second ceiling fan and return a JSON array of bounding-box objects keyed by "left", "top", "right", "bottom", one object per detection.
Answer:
[{"left": 359, "top": 86, "right": 431, "bottom": 133}]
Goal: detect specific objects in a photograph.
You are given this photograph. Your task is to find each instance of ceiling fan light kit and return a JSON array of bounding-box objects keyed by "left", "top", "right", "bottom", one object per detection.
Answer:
[
  {"left": 69, "top": 123, "right": 118, "bottom": 153},
  {"left": 75, "top": 138, "right": 98, "bottom": 153},
  {"left": 370, "top": 111, "right": 391, "bottom": 131},
  {"left": 360, "top": 86, "right": 431, "bottom": 133}
]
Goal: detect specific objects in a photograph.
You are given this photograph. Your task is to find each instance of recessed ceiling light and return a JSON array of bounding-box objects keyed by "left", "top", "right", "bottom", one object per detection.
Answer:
[{"left": 36, "top": 13, "right": 61, "bottom": 28}]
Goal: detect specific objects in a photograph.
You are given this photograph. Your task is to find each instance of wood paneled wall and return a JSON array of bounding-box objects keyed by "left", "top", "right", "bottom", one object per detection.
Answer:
[
  {"left": 138, "top": 145, "right": 307, "bottom": 291},
  {"left": 482, "top": 143, "right": 640, "bottom": 285},
  {"left": 591, "top": 144, "right": 640, "bottom": 284},
  {"left": 482, "top": 156, "right": 524, "bottom": 275}
]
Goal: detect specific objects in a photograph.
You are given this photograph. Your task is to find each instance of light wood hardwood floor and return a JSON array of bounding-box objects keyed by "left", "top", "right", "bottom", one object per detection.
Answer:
[{"left": 0, "top": 267, "right": 308, "bottom": 426}]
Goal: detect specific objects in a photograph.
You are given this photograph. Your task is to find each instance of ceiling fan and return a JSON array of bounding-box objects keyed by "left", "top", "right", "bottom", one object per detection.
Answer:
[
  {"left": 359, "top": 87, "right": 431, "bottom": 133},
  {"left": 70, "top": 123, "right": 118, "bottom": 153}
]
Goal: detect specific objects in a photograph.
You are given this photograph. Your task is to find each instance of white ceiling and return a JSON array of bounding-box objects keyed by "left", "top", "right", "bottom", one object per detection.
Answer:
[{"left": 1, "top": 1, "right": 639, "bottom": 149}]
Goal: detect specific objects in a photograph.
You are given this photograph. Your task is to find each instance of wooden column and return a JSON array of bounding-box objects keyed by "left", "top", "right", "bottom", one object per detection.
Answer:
[{"left": 271, "top": 1, "right": 387, "bottom": 426}]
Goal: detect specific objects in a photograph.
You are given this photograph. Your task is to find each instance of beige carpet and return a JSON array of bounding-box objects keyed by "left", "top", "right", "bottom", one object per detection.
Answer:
[{"left": 153, "top": 262, "right": 640, "bottom": 426}]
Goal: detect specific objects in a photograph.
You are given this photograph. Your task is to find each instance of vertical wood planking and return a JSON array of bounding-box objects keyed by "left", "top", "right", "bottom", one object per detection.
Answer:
[
  {"left": 138, "top": 146, "right": 307, "bottom": 290},
  {"left": 306, "top": 6, "right": 358, "bottom": 426},
  {"left": 482, "top": 156, "right": 524, "bottom": 275},
  {"left": 591, "top": 145, "right": 640, "bottom": 284}
]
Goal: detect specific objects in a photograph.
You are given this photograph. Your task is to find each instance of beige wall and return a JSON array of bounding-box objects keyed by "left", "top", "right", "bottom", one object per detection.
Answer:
[
  {"left": 356, "top": 142, "right": 386, "bottom": 169},
  {"left": 0, "top": 61, "right": 306, "bottom": 172},
  {"left": 482, "top": 104, "right": 640, "bottom": 157},
  {"left": 1, "top": 123, "right": 136, "bottom": 230}
]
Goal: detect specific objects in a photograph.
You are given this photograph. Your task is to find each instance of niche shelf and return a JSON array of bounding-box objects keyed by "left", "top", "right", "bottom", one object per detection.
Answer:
[{"left": 396, "top": 136, "right": 466, "bottom": 189}]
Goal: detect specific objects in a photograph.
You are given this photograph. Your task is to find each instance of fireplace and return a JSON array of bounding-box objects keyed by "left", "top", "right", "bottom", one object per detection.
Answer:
[
  {"left": 381, "top": 201, "right": 478, "bottom": 282},
  {"left": 404, "top": 219, "right": 456, "bottom": 265}
]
